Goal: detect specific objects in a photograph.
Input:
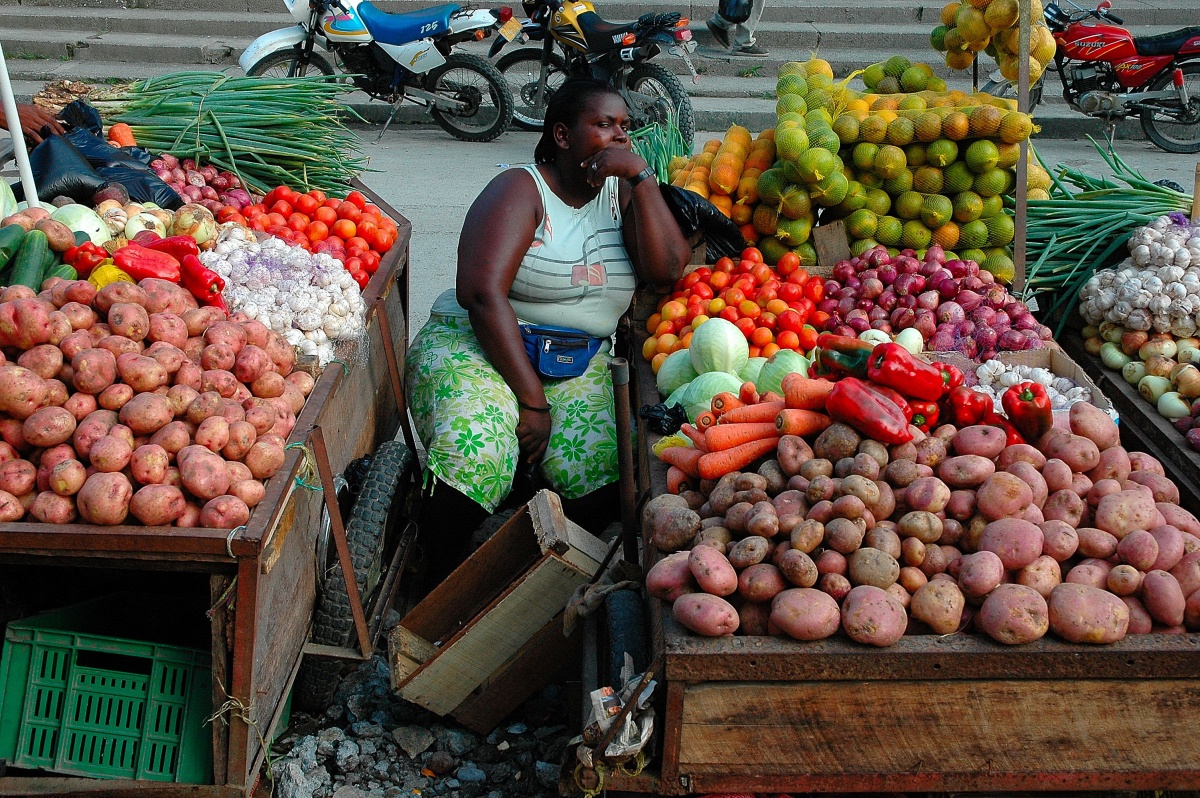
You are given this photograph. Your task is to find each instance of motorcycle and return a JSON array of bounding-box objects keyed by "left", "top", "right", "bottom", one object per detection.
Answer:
[
  {"left": 488, "top": 0, "right": 699, "bottom": 143},
  {"left": 981, "top": 0, "right": 1200, "bottom": 153},
  {"left": 239, "top": 0, "right": 515, "bottom": 142}
]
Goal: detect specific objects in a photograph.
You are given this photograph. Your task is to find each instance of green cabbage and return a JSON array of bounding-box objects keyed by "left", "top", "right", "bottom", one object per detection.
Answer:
[
  {"left": 682, "top": 371, "right": 743, "bottom": 423},
  {"left": 738, "top": 356, "right": 767, "bottom": 385},
  {"left": 50, "top": 204, "right": 110, "bottom": 245},
  {"left": 756, "top": 349, "right": 811, "bottom": 396},
  {"left": 656, "top": 348, "right": 699, "bottom": 398},
  {"left": 688, "top": 318, "right": 749, "bottom": 375},
  {"left": 0, "top": 181, "right": 15, "bottom": 219},
  {"left": 664, "top": 380, "right": 691, "bottom": 408}
]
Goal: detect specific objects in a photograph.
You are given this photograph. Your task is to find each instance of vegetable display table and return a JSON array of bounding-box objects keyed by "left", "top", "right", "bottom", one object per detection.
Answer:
[
  {"left": 0, "top": 182, "right": 412, "bottom": 798},
  {"left": 605, "top": 292, "right": 1200, "bottom": 796}
]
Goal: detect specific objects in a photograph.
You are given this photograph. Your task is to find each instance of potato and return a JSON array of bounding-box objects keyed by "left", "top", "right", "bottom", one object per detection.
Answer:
[
  {"left": 200, "top": 343, "right": 236, "bottom": 372},
  {"left": 824, "top": 517, "right": 865, "bottom": 554},
  {"left": 201, "top": 369, "right": 239, "bottom": 399},
  {"left": 728, "top": 536, "right": 770, "bottom": 570},
  {"left": 996, "top": 444, "right": 1046, "bottom": 471},
  {"left": 88, "top": 435, "right": 132, "bottom": 473},
  {"left": 1159, "top": 503, "right": 1200, "bottom": 537},
  {"left": 1123, "top": 596, "right": 1155, "bottom": 635},
  {"left": 1149, "top": 525, "right": 1185, "bottom": 572},
  {"left": 70, "top": 348, "right": 117, "bottom": 395},
  {"left": 204, "top": 321, "right": 247, "bottom": 353},
  {"left": 0, "top": 488, "right": 23, "bottom": 521},
  {"left": 974, "top": 471, "right": 1033, "bottom": 522},
  {"left": 128, "top": 443, "right": 169, "bottom": 485},
  {"left": 912, "top": 436, "right": 947, "bottom": 468},
  {"left": 76, "top": 472, "right": 132, "bottom": 525},
  {"left": 1106, "top": 564, "right": 1143, "bottom": 596},
  {"left": 1094, "top": 489, "right": 1156, "bottom": 540},
  {"left": 689, "top": 545, "right": 738, "bottom": 597},
  {"left": 94, "top": 282, "right": 148, "bottom": 315},
  {"left": 16, "top": 345, "right": 62, "bottom": 381},
  {"left": 1042, "top": 489, "right": 1085, "bottom": 528},
  {"left": 1114, "top": 528, "right": 1158, "bottom": 571},
  {"left": 1142, "top": 570, "right": 1185, "bottom": 626},
  {"left": 745, "top": 501, "right": 779, "bottom": 539},
  {"left": 776, "top": 548, "right": 817, "bottom": 588},
  {"left": 976, "top": 583, "right": 1049, "bottom": 644},
  {"left": 910, "top": 579, "right": 966, "bottom": 634},
  {"left": 1017, "top": 555, "right": 1061, "bottom": 599},
  {"left": 979, "top": 518, "right": 1043, "bottom": 570},
  {"left": 29, "top": 490, "right": 76, "bottom": 524},
  {"left": 1126, "top": 470, "right": 1180, "bottom": 505},
  {"left": 1048, "top": 583, "right": 1129, "bottom": 644},
  {"left": 175, "top": 501, "right": 202, "bottom": 528},
  {"left": 1044, "top": 434, "right": 1101, "bottom": 473},
  {"left": 904, "top": 476, "right": 952, "bottom": 514},
  {"left": 175, "top": 361, "right": 202, "bottom": 390},
  {"left": 739, "top": 563, "right": 786, "bottom": 603},
  {"left": 194, "top": 415, "right": 230, "bottom": 454},
  {"left": 841, "top": 585, "right": 907, "bottom": 646},
  {"left": 770, "top": 588, "right": 840, "bottom": 641},
  {"left": 818, "top": 572, "right": 852, "bottom": 602},
  {"left": 812, "top": 422, "right": 860, "bottom": 462},
  {"left": 673, "top": 593, "right": 739, "bottom": 636},
  {"left": 0, "top": 299, "right": 54, "bottom": 351},
  {"left": 128, "top": 484, "right": 187, "bottom": 526},
  {"left": 228, "top": 479, "right": 266, "bottom": 508},
  {"left": 951, "top": 424, "right": 1008, "bottom": 459},
  {"left": 199, "top": 494, "right": 250, "bottom": 530},
  {"left": 864, "top": 525, "right": 902, "bottom": 560},
  {"left": 938, "top": 455, "right": 995, "bottom": 489},
  {"left": 107, "top": 302, "right": 150, "bottom": 342},
  {"left": 182, "top": 307, "right": 224, "bottom": 337},
  {"left": 957, "top": 550, "right": 1004, "bottom": 599},
  {"left": 59, "top": 301, "right": 98, "bottom": 333},
  {"left": 118, "top": 393, "right": 173, "bottom": 436},
  {"left": 139, "top": 278, "right": 193, "bottom": 315},
  {"left": 1067, "top": 559, "right": 1112, "bottom": 590},
  {"left": 1070, "top": 401, "right": 1120, "bottom": 451},
  {"left": 646, "top": 552, "right": 696, "bottom": 601},
  {"left": 1073, "top": 526, "right": 1117, "bottom": 560},
  {"left": 20, "top": 406, "right": 75, "bottom": 449},
  {"left": 180, "top": 449, "right": 232, "bottom": 501},
  {"left": 897, "top": 510, "right": 942, "bottom": 544},
  {"left": 0, "top": 459, "right": 35, "bottom": 498},
  {"left": 847, "top": 547, "right": 899, "bottom": 590}
]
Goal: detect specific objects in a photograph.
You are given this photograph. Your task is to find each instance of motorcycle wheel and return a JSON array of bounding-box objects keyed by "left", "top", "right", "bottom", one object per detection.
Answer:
[
  {"left": 424, "top": 53, "right": 514, "bottom": 143},
  {"left": 980, "top": 76, "right": 1045, "bottom": 109},
  {"left": 1141, "top": 61, "right": 1200, "bottom": 154},
  {"left": 495, "top": 48, "right": 569, "bottom": 131},
  {"left": 245, "top": 48, "right": 337, "bottom": 79},
  {"left": 625, "top": 63, "right": 695, "bottom": 145}
]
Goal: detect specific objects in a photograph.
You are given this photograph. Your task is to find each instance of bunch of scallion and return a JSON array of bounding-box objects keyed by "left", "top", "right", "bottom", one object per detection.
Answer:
[
  {"left": 631, "top": 115, "right": 690, "bottom": 183},
  {"left": 95, "top": 71, "right": 368, "bottom": 194},
  {"left": 1023, "top": 137, "right": 1192, "bottom": 332}
]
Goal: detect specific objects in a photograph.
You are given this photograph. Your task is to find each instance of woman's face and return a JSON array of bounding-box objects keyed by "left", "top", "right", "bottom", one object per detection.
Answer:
[{"left": 558, "top": 92, "right": 632, "bottom": 160}]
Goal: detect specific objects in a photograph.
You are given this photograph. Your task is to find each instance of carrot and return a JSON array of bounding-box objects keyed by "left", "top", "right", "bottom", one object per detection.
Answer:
[
  {"left": 782, "top": 373, "right": 837, "bottom": 410},
  {"left": 760, "top": 390, "right": 784, "bottom": 404},
  {"left": 657, "top": 445, "right": 703, "bottom": 477},
  {"left": 107, "top": 123, "right": 137, "bottom": 148},
  {"left": 705, "top": 421, "right": 781, "bottom": 452},
  {"left": 679, "top": 422, "right": 710, "bottom": 451},
  {"left": 698, "top": 437, "right": 781, "bottom": 480},
  {"left": 666, "top": 465, "right": 694, "bottom": 494},
  {"left": 717, "top": 400, "right": 786, "bottom": 425},
  {"left": 738, "top": 381, "right": 760, "bottom": 405},
  {"left": 710, "top": 391, "right": 745, "bottom": 416},
  {"left": 775, "top": 409, "right": 834, "bottom": 437},
  {"left": 695, "top": 411, "right": 718, "bottom": 430}
]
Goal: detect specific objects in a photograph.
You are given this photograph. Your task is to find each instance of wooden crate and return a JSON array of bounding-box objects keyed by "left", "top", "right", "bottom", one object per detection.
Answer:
[{"left": 390, "top": 490, "right": 605, "bottom": 731}]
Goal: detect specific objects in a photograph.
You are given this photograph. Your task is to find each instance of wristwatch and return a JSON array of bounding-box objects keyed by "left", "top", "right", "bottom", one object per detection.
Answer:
[{"left": 628, "top": 166, "right": 656, "bottom": 188}]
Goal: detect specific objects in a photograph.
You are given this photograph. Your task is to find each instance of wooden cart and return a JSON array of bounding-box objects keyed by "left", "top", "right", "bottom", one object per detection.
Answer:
[
  {"left": 598, "top": 292, "right": 1200, "bottom": 796},
  {"left": 0, "top": 182, "right": 413, "bottom": 798}
]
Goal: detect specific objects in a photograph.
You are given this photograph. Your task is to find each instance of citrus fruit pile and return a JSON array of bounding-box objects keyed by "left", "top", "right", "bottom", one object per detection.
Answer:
[{"left": 931, "top": 0, "right": 1057, "bottom": 84}]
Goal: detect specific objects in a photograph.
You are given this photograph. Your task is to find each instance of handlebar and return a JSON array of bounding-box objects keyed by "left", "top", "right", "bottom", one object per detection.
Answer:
[{"left": 1047, "top": 0, "right": 1122, "bottom": 26}]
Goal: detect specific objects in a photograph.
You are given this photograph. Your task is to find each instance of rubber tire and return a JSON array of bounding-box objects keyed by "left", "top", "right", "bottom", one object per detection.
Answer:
[
  {"left": 624, "top": 63, "right": 695, "bottom": 146},
  {"left": 980, "top": 76, "right": 1045, "bottom": 110},
  {"left": 293, "top": 440, "right": 415, "bottom": 713},
  {"left": 245, "top": 48, "right": 337, "bottom": 79},
  {"left": 1141, "top": 61, "right": 1200, "bottom": 154},
  {"left": 495, "top": 48, "right": 569, "bottom": 131},
  {"left": 424, "top": 52, "right": 514, "bottom": 142},
  {"left": 604, "top": 590, "right": 646, "bottom": 684}
]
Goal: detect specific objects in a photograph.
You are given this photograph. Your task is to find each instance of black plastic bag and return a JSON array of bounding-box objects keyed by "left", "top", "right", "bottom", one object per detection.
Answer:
[
  {"left": 96, "top": 164, "right": 183, "bottom": 210},
  {"left": 660, "top": 184, "right": 745, "bottom": 262},
  {"left": 10, "top": 134, "right": 105, "bottom": 204},
  {"left": 718, "top": 0, "right": 752, "bottom": 24},
  {"left": 59, "top": 99, "right": 103, "bottom": 136},
  {"left": 65, "top": 127, "right": 154, "bottom": 169}
]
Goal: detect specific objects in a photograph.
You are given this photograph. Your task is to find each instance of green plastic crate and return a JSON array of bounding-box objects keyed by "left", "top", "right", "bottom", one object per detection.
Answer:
[{"left": 0, "top": 593, "right": 213, "bottom": 783}]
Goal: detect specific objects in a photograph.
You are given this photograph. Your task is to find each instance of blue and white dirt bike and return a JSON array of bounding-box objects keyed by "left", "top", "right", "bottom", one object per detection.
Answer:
[{"left": 240, "top": 0, "right": 515, "bottom": 141}]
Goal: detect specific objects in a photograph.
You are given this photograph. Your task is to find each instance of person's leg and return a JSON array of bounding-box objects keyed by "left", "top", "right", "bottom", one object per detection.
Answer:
[
  {"left": 560, "top": 481, "right": 621, "bottom": 538},
  {"left": 415, "top": 478, "right": 492, "bottom": 591},
  {"left": 706, "top": 10, "right": 733, "bottom": 49},
  {"left": 731, "top": 0, "right": 767, "bottom": 53}
]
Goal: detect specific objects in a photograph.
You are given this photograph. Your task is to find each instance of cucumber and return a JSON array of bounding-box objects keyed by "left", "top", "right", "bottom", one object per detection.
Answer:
[
  {"left": 9, "top": 229, "right": 49, "bottom": 290},
  {"left": 0, "top": 224, "right": 25, "bottom": 271},
  {"left": 46, "top": 263, "right": 78, "bottom": 282}
]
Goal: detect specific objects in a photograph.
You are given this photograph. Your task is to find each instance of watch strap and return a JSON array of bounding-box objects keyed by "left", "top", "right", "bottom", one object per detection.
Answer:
[{"left": 628, "top": 165, "right": 656, "bottom": 188}]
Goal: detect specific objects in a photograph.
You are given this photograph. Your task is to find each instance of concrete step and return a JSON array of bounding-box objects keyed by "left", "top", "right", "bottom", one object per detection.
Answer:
[
  {"left": 0, "top": 5, "right": 290, "bottom": 37},
  {"left": 0, "top": 28, "right": 254, "bottom": 63}
]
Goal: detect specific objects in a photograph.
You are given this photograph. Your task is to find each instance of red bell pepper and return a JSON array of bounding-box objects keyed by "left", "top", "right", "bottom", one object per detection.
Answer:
[
  {"left": 985, "top": 411, "right": 1027, "bottom": 446},
  {"left": 63, "top": 242, "right": 108, "bottom": 277},
  {"left": 909, "top": 399, "right": 940, "bottom": 432},
  {"left": 180, "top": 254, "right": 225, "bottom": 304},
  {"left": 866, "top": 343, "right": 948, "bottom": 401},
  {"left": 112, "top": 244, "right": 181, "bottom": 282},
  {"left": 146, "top": 235, "right": 201, "bottom": 264},
  {"left": 826, "top": 377, "right": 914, "bottom": 445},
  {"left": 1001, "top": 382, "right": 1053, "bottom": 442},
  {"left": 865, "top": 383, "right": 912, "bottom": 424},
  {"left": 932, "top": 361, "right": 965, "bottom": 394},
  {"left": 944, "top": 386, "right": 992, "bottom": 427},
  {"left": 815, "top": 333, "right": 874, "bottom": 378}
]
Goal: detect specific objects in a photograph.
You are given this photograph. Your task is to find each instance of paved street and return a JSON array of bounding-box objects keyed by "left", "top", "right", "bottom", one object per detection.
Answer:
[{"left": 354, "top": 128, "right": 1199, "bottom": 337}]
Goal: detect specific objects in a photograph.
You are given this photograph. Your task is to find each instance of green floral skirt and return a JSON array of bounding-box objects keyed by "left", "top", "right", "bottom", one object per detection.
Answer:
[{"left": 406, "top": 313, "right": 619, "bottom": 513}]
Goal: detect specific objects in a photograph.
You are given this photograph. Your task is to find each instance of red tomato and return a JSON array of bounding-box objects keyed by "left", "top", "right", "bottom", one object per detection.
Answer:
[
  {"left": 803, "top": 280, "right": 825, "bottom": 303},
  {"left": 776, "top": 330, "right": 801, "bottom": 350},
  {"left": 295, "top": 194, "right": 320, "bottom": 216},
  {"left": 708, "top": 271, "right": 730, "bottom": 290},
  {"left": 352, "top": 270, "right": 370, "bottom": 289},
  {"left": 331, "top": 219, "right": 357, "bottom": 240},
  {"left": 217, "top": 206, "right": 242, "bottom": 223},
  {"left": 345, "top": 190, "right": 367, "bottom": 210},
  {"left": 682, "top": 272, "right": 701, "bottom": 289},
  {"left": 735, "top": 317, "right": 757, "bottom": 339},
  {"left": 778, "top": 282, "right": 802, "bottom": 302},
  {"left": 692, "top": 267, "right": 712, "bottom": 281},
  {"left": 737, "top": 259, "right": 755, "bottom": 274},
  {"left": 314, "top": 206, "right": 338, "bottom": 226},
  {"left": 374, "top": 228, "right": 397, "bottom": 252},
  {"left": 795, "top": 297, "right": 815, "bottom": 317},
  {"left": 757, "top": 312, "right": 777, "bottom": 331},
  {"left": 798, "top": 325, "right": 819, "bottom": 351},
  {"left": 361, "top": 251, "right": 381, "bottom": 274},
  {"left": 690, "top": 282, "right": 714, "bottom": 301},
  {"left": 270, "top": 200, "right": 293, "bottom": 218},
  {"left": 305, "top": 221, "right": 329, "bottom": 242},
  {"left": 308, "top": 189, "right": 328, "bottom": 203},
  {"left": 345, "top": 257, "right": 363, "bottom": 273},
  {"left": 713, "top": 257, "right": 735, "bottom": 274},
  {"left": 738, "top": 300, "right": 761, "bottom": 320},
  {"left": 719, "top": 307, "right": 741, "bottom": 324},
  {"left": 723, "top": 287, "right": 746, "bottom": 306},
  {"left": 776, "top": 251, "right": 800, "bottom": 276},
  {"left": 777, "top": 309, "right": 804, "bottom": 333},
  {"left": 750, "top": 326, "right": 774, "bottom": 347},
  {"left": 741, "top": 247, "right": 764, "bottom": 264},
  {"left": 757, "top": 285, "right": 778, "bottom": 304},
  {"left": 748, "top": 344, "right": 762, "bottom": 358},
  {"left": 751, "top": 263, "right": 773, "bottom": 285},
  {"left": 249, "top": 218, "right": 267, "bottom": 232},
  {"left": 287, "top": 213, "right": 310, "bottom": 232},
  {"left": 323, "top": 198, "right": 341, "bottom": 209}
]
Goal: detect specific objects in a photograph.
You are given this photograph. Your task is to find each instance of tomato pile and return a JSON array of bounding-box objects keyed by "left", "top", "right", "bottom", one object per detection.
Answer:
[
  {"left": 643, "top": 247, "right": 829, "bottom": 371},
  {"left": 214, "top": 186, "right": 400, "bottom": 289}
]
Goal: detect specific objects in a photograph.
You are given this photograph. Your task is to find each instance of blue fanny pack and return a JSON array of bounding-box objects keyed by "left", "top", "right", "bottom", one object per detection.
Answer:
[{"left": 519, "top": 323, "right": 604, "bottom": 379}]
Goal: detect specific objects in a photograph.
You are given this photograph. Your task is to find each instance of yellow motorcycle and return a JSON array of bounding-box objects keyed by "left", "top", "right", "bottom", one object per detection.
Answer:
[{"left": 490, "top": 0, "right": 698, "bottom": 141}]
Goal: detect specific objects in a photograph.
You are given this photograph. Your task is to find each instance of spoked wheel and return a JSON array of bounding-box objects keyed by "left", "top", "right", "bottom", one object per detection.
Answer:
[
  {"left": 1141, "top": 61, "right": 1200, "bottom": 154},
  {"left": 245, "top": 48, "right": 338, "bottom": 79},
  {"left": 293, "top": 440, "right": 416, "bottom": 713},
  {"left": 495, "top": 48, "right": 569, "bottom": 131},
  {"left": 980, "top": 74, "right": 1046, "bottom": 109},
  {"left": 624, "top": 63, "right": 695, "bottom": 145},
  {"left": 424, "top": 52, "right": 514, "bottom": 142}
]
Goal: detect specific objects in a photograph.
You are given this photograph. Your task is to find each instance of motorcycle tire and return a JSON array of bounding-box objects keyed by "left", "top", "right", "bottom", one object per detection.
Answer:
[
  {"left": 495, "top": 48, "right": 569, "bottom": 131},
  {"left": 245, "top": 48, "right": 338, "bottom": 79},
  {"left": 980, "top": 76, "right": 1045, "bottom": 110},
  {"left": 1141, "top": 61, "right": 1200, "bottom": 154},
  {"left": 424, "top": 53, "right": 514, "bottom": 143},
  {"left": 624, "top": 63, "right": 695, "bottom": 145},
  {"left": 293, "top": 439, "right": 415, "bottom": 713}
]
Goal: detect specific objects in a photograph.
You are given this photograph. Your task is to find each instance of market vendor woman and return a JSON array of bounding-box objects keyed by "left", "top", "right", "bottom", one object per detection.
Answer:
[{"left": 407, "top": 78, "right": 691, "bottom": 582}]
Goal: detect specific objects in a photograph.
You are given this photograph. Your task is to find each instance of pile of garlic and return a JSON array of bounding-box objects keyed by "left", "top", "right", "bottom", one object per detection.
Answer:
[
  {"left": 200, "top": 228, "right": 367, "bottom": 367},
  {"left": 974, "top": 359, "right": 1101, "bottom": 414}
]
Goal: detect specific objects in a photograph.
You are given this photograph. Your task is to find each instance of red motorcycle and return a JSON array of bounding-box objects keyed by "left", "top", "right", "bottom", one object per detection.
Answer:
[{"left": 982, "top": 0, "right": 1200, "bottom": 152}]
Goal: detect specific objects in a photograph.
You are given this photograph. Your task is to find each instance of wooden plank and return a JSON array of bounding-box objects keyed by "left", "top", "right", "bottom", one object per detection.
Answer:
[
  {"left": 811, "top": 220, "right": 850, "bottom": 275},
  {"left": 388, "top": 627, "right": 437, "bottom": 689},
  {"left": 528, "top": 490, "right": 609, "bottom": 569},
  {"left": 210, "top": 574, "right": 233, "bottom": 788},
  {"left": 673, "top": 679, "right": 1200, "bottom": 792},
  {"left": 226, "top": 555, "right": 260, "bottom": 790}
]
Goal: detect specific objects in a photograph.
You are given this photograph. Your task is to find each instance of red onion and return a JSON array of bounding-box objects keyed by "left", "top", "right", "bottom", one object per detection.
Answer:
[
  {"left": 833, "top": 262, "right": 856, "bottom": 282},
  {"left": 868, "top": 306, "right": 890, "bottom": 322},
  {"left": 818, "top": 298, "right": 839, "bottom": 315},
  {"left": 153, "top": 167, "right": 172, "bottom": 181},
  {"left": 859, "top": 268, "right": 878, "bottom": 281},
  {"left": 986, "top": 285, "right": 1008, "bottom": 308},
  {"left": 200, "top": 165, "right": 218, "bottom": 182},
  {"left": 824, "top": 279, "right": 841, "bottom": 293},
  {"left": 182, "top": 158, "right": 197, "bottom": 170},
  {"left": 861, "top": 278, "right": 883, "bottom": 299},
  {"left": 150, "top": 158, "right": 167, "bottom": 171},
  {"left": 846, "top": 309, "right": 871, "bottom": 332},
  {"left": 833, "top": 324, "right": 856, "bottom": 337},
  {"left": 870, "top": 320, "right": 893, "bottom": 333},
  {"left": 897, "top": 294, "right": 918, "bottom": 310},
  {"left": 896, "top": 256, "right": 921, "bottom": 275},
  {"left": 211, "top": 174, "right": 231, "bottom": 191},
  {"left": 979, "top": 349, "right": 998, "bottom": 362},
  {"left": 924, "top": 245, "right": 946, "bottom": 264},
  {"left": 972, "top": 305, "right": 996, "bottom": 326},
  {"left": 937, "top": 278, "right": 959, "bottom": 300},
  {"left": 913, "top": 309, "right": 937, "bottom": 339},
  {"left": 856, "top": 298, "right": 876, "bottom": 313},
  {"left": 893, "top": 273, "right": 925, "bottom": 296},
  {"left": 1038, "top": 325, "right": 1054, "bottom": 340},
  {"left": 845, "top": 277, "right": 862, "bottom": 291},
  {"left": 183, "top": 185, "right": 203, "bottom": 201},
  {"left": 960, "top": 320, "right": 976, "bottom": 338},
  {"left": 956, "top": 290, "right": 983, "bottom": 312},
  {"left": 835, "top": 286, "right": 857, "bottom": 301},
  {"left": 200, "top": 199, "right": 223, "bottom": 213},
  {"left": 877, "top": 263, "right": 897, "bottom": 286},
  {"left": 1175, "top": 417, "right": 1195, "bottom": 434},
  {"left": 170, "top": 167, "right": 186, "bottom": 183},
  {"left": 223, "top": 188, "right": 251, "bottom": 207},
  {"left": 200, "top": 186, "right": 219, "bottom": 201},
  {"left": 1191, "top": 397, "right": 1200, "bottom": 415},
  {"left": 992, "top": 314, "right": 1011, "bottom": 332},
  {"left": 837, "top": 296, "right": 858, "bottom": 315},
  {"left": 1014, "top": 315, "right": 1039, "bottom": 331},
  {"left": 186, "top": 169, "right": 206, "bottom": 188},
  {"left": 974, "top": 327, "right": 998, "bottom": 351},
  {"left": 918, "top": 259, "right": 940, "bottom": 278},
  {"left": 965, "top": 260, "right": 980, "bottom": 276},
  {"left": 936, "top": 301, "right": 965, "bottom": 325},
  {"left": 997, "top": 330, "right": 1028, "bottom": 350},
  {"left": 929, "top": 329, "right": 955, "bottom": 351},
  {"left": 160, "top": 153, "right": 179, "bottom": 169},
  {"left": 1003, "top": 302, "right": 1026, "bottom": 320},
  {"left": 1026, "top": 337, "right": 1047, "bottom": 350},
  {"left": 962, "top": 276, "right": 984, "bottom": 292},
  {"left": 891, "top": 307, "right": 916, "bottom": 329},
  {"left": 917, "top": 290, "right": 940, "bottom": 311},
  {"left": 877, "top": 290, "right": 898, "bottom": 311},
  {"left": 866, "top": 247, "right": 890, "bottom": 267},
  {"left": 978, "top": 270, "right": 996, "bottom": 286},
  {"left": 956, "top": 336, "right": 979, "bottom": 359},
  {"left": 946, "top": 259, "right": 969, "bottom": 278}
]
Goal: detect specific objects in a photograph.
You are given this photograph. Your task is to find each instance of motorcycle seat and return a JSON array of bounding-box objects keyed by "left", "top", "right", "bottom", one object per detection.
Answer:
[
  {"left": 358, "top": 1, "right": 460, "bottom": 46},
  {"left": 1135, "top": 25, "right": 1200, "bottom": 57},
  {"left": 573, "top": 11, "right": 639, "bottom": 50}
]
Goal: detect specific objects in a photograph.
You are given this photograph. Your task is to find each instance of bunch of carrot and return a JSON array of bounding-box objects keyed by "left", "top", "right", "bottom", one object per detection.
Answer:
[{"left": 657, "top": 372, "right": 838, "bottom": 489}]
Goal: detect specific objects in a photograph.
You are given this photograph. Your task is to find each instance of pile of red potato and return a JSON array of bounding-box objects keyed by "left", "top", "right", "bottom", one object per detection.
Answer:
[
  {"left": 0, "top": 277, "right": 311, "bottom": 530},
  {"left": 644, "top": 402, "right": 1200, "bottom": 645}
]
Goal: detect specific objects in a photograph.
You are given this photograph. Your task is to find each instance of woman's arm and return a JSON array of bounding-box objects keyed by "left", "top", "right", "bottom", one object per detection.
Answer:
[{"left": 456, "top": 169, "right": 552, "bottom": 464}]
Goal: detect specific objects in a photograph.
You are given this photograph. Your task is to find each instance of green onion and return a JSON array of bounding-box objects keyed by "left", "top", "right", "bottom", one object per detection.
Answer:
[
  {"left": 95, "top": 71, "right": 369, "bottom": 194},
  {"left": 631, "top": 113, "right": 689, "bottom": 183}
]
